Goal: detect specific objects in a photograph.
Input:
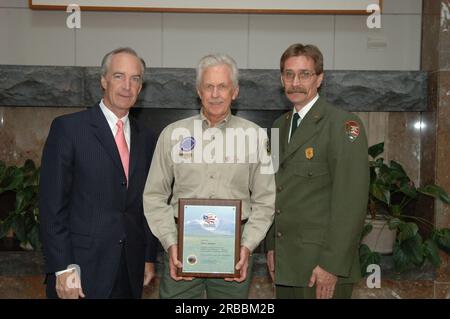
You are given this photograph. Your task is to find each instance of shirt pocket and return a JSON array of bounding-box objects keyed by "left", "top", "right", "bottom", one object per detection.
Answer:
[
  {"left": 301, "top": 229, "right": 325, "bottom": 245},
  {"left": 293, "top": 162, "right": 330, "bottom": 185},
  {"left": 173, "top": 162, "right": 205, "bottom": 188}
]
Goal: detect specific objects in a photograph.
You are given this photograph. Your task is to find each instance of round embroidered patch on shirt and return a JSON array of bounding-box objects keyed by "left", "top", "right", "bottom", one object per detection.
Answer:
[
  {"left": 180, "top": 136, "right": 196, "bottom": 151},
  {"left": 345, "top": 121, "right": 360, "bottom": 142}
]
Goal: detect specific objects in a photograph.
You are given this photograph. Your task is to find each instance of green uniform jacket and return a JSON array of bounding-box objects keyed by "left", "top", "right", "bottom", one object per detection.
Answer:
[{"left": 266, "top": 97, "right": 369, "bottom": 286}]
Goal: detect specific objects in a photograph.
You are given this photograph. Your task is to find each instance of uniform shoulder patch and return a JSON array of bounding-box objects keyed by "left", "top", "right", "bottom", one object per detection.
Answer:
[{"left": 344, "top": 120, "right": 360, "bottom": 142}]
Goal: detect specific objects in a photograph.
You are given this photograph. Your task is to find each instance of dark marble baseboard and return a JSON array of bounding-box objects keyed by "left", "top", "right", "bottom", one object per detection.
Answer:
[
  {"left": 0, "top": 249, "right": 436, "bottom": 282},
  {"left": 0, "top": 66, "right": 427, "bottom": 111}
]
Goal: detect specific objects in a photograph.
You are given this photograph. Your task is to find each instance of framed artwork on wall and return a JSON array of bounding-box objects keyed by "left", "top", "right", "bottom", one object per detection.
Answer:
[{"left": 29, "top": 0, "right": 383, "bottom": 14}]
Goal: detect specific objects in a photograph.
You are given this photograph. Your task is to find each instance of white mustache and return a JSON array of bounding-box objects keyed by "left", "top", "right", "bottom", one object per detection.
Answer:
[{"left": 208, "top": 100, "right": 224, "bottom": 104}]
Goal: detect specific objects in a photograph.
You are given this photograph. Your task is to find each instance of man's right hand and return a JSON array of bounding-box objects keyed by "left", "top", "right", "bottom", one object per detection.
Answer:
[
  {"left": 56, "top": 269, "right": 85, "bottom": 299},
  {"left": 266, "top": 250, "right": 275, "bottom": 282},
  {"left": 168, "top": 244, "right": 194, "bottom": 281}
]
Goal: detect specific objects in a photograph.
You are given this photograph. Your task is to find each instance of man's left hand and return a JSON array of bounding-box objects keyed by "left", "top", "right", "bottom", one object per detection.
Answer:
[
  {"left": 225, "top": 246, "right": 250, "bottom": 283},
  {"left": 308, "top": 265, "right": 337, "bottom": 299},
  {"left": 143, "top": 262, "right": 155, "bottom": 286}
]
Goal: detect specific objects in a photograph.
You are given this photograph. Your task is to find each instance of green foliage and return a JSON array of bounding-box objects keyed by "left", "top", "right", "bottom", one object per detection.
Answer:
[
  {"left": 0, "top": 160, "right": 40, "bottom": 250},
  {"left": 361, "top": 142, "right": 450, "bottom": 274}
]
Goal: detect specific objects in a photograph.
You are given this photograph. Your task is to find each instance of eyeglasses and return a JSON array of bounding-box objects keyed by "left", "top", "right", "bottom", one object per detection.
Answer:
[
  {"left": 201, "top": 83, "right": 232, "bottom": 93},
  {"left": 283, "top": 70, "right": 316, "bottom": 82}
]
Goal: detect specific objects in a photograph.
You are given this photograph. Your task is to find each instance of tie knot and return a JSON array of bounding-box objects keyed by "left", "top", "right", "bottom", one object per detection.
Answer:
[
  {"left": 116, "top": 119, "right": 124, "bottom": 129},
  {"left": 293, "top": 113, "right": 300, "bottom": 122}
]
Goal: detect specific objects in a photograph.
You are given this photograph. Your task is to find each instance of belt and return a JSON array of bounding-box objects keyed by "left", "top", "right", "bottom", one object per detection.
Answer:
[{"left": 174, "top": 217, "right": 248, "bottom": 225}]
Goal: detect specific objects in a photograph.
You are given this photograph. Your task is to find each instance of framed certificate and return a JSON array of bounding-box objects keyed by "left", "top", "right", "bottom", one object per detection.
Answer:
[{"left": 178, "top": 198, "right": 241, "bottom": 278}]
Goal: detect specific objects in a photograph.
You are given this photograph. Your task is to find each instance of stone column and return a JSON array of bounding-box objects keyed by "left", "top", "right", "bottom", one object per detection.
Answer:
[{"left": 421, "top": 0, "right": 450, "bottom": 299}]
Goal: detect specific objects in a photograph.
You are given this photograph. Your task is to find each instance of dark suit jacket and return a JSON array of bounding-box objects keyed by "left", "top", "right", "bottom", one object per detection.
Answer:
[
  {"left": 266, "top": 97, "right": 369, "bottom": 286},
  {"left": 39, "top": 103, "right": 158, "bottom": 298}
]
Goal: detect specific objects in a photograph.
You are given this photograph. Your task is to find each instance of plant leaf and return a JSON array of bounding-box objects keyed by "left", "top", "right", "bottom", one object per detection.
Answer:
[
  {"left": 359, "top": 244, "right": 381, "bottom": 277},
  {"left": 361, "top": 223, "right": 373, "bottom": 240},
  {"left": 0, "top": 215, "right": 13, "bottom": 239},
  {"left": 388, "top": 218, "right": 402, "bottom": 230},
  {"left": 418, "top": 185, "right": 450, "bottom": 204},
  {"left": 431, "top": 228, "right": 450, "bottom": 254},
  {"left": 401, "top": 234, "right": 424, "bottom": 265},
  {"left": 11, "top": 214, "right": 26, "bottom": 243},
  {"left": 423, "top": 239, "right": 441, "bottom": 267},
  {"left": 28, "top": 224, "right": 40, "bottom": 250},
  {"left": 393, "top": 241, "right": 410, "bottom": 272},
  {"left": 393, "top": 234, "right": 424, "bottom": 272},
  {"left": 0, "top": 166, "right": 23, "bottom": 192},
  {"left": 398, "top": 222, "right": 419, "bottom": 242},
  {"left": 368, "top": 142, "right": 384, "bottom": 159},
  {"left": 371, "top": 181, "right": 390, "bottom": 205}
]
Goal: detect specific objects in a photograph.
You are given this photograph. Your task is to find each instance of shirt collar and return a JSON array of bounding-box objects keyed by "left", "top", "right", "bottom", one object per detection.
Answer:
[
  {"left": 293, "top": 94, "right": 320, "bottom": 120},
  {"left": 199, "top": 108, "right": 232, "bottom": 129},
  {"left": 99, "top": 99, "right": 129, "bottom": 128}
]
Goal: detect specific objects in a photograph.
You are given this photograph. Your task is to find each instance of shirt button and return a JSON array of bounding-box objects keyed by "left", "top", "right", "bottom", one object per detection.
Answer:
[
  {"left": 277, "top": 232, "right": 282, "bottom": 238},
  {"left": 210, "top": 175, "right": 214, "bottom": 179}
]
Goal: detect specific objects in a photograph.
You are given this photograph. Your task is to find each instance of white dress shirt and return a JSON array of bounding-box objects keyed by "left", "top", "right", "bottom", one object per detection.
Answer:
[
  {"left": 288, "top": 94, "right": 320, "bottom": 142},
  {"left": 99, "top": 99, "right": 131, "bottom": 150}
]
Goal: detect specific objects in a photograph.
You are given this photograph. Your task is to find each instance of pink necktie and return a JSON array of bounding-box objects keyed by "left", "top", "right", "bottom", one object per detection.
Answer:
[{"left": 115, "top": 119, "right": 129, "bottom": 182}]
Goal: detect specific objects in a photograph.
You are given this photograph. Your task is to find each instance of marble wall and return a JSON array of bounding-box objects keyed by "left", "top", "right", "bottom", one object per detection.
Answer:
[
  {"left": 0, "top": 107, "right": 83, "bottom": 165},
  {"left": 0, "top": 105, "right": 423, "bottom": 189},
  {"left": 421, "top": 0, "right": 450, "bottom": 298}
]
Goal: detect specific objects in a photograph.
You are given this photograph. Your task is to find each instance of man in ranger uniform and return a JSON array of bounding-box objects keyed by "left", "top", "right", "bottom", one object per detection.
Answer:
[{"left": 266, "top": 43, "right": 369, "bottom": 299}]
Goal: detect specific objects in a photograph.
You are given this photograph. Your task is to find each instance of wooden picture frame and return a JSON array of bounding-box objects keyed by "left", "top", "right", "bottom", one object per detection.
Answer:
[
  {"left": 178, "top": 198, "right": 241, "bottom": 278},
  {"left": 29, "top": 0, "right": 383, "bottom": 14}
]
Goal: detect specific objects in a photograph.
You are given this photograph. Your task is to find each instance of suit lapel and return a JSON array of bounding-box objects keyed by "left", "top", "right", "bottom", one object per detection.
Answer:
[
  {"left": 280, "top": 98, "right": 326, "bottom": 164},
  {"left": 277, "top": 112, "right": 291, "bottom": 160},
  {"left": 89, "top": 104, "right": 126, "bottom": 179}
]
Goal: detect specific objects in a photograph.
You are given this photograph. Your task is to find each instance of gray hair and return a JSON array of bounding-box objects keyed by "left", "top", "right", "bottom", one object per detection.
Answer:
[
  {"left": 101, "top": 47, "right": 146, "bottom": 77},
  {"left": 196, "top": 54, "right": 239, "bottom": 89}
]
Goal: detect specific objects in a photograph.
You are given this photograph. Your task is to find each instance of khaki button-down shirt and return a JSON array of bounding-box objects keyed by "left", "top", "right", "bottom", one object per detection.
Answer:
[{"left": 143, "top": 110, "right": 276, "bottom": 252}]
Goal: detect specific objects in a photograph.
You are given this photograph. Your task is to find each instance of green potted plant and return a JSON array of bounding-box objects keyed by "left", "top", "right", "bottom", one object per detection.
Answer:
[
  {"left": 0, "top": 159, "right": 40, "bottom": 250},
  {"left": 360, "top": 142, "right": 450, "bottom": 274}
]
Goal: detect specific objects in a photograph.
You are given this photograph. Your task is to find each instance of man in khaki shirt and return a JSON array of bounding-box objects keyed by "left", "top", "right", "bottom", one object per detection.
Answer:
[{"left": 143, "top": 53, "right": 275, "bottom": 299}]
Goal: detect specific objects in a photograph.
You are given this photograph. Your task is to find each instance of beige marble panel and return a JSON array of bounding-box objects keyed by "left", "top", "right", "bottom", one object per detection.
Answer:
[
  {"left": 436, "top": 71, "right": 450, "bottom": 229},
  {"left": 387, "top": 112, "right": 421, "bottom": 185},
  {"left": 0, "top": 107, "right": 84, "bottom": 166},
  {"left": 439, "top": 1, "right": 450, "bottom": 71},
  {"left": 353, "top": 112, "right": 369, "bottom": 136},
  {"left": 367, "top": 112, "right": 389, "bottom": 162}
]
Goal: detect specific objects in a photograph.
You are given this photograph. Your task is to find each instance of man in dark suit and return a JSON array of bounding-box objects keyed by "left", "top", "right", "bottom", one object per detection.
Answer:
[
  {"left": 39, "top": 47, "right": 158, "bottom": 299},
  {"left": 265, "top": 44, "right": 369, "bottom": 299}
]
